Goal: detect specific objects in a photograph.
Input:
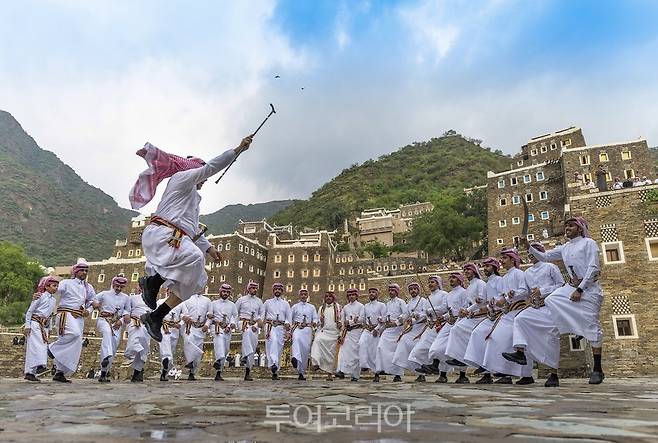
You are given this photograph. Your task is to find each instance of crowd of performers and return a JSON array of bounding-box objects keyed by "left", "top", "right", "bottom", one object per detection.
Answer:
[
  {"left": 24, "top": 215, "right": 604, "bottom": 386},
  {"left": 24, "top": 136, "right": 604, "bottom": 385}
]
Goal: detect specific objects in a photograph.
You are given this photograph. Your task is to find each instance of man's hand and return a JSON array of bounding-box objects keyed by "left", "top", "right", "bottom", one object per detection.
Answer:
[
  {"left": 113, "top": 320, "right": 122, "bottom": 330},
  {"left": 251, "top": 326, "right": 258, "bottom": 333},
  {"left": 207, "top": 246, "right": 221, "bottom": 262},
  {"left": 234, "top": 135, "right": 253, "bottom": 155},
  {"left": 24, "top": 327, "right": 31, "bottom": 337},
  {"left": 82, "top": 310, "right": 90, "bottom": 318},
  {"left": 284, "top": 323, "right": 291, "bottom": 331},
  {"left": 372, "top": 330, "right": 379, "bottom": 337},
  {"left": 32, "top": 292, "right": 42, "bottom": 301},
  {"left": 201, "top": 325, "right": 209, "bottom": 332},
  {"left": 570, "top": 290, "right": 582, "bottom": 302}
]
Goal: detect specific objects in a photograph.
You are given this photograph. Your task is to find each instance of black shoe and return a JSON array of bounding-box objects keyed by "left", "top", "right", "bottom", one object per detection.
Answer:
[
  {"left": 272, "top": 373, "right": 280, "bottom": 380},
  {"left": 446, "top": 358, "right": 467, "bottom": 367},
  {"left": 298, "top": 374, "right": 306, "bottom": 381},
  {"left": 335, "top": 371, "right": 345, "bottom": 379},
  {"left": 188, "top": 372, "right": 196, "bottom": 381},
  {"left": 214, "top": 371, "right": 224, "bottom": 381},
  {"left": 435, "top": 375, "right": 448, "bottom": 383},
  {"left": 350, "top": 377, "right": 358, "bottom": 382},
  {"left": 455, "top": 375, "right": 470, "bottom": 384},
  {"left": 98, "top": 372, "right": 110, "bottom": 383},
  {"left": 130, "top": 370, "right": 142, "bottom": 383},
  {"left": 139, "top": 274, "right": 164, "bottom": 310},
  {"left": 474, "top": 367, "right": 486, "bottom": 375},
  {"left": 160, "top": 371, "right": 168, "bottom": 382},
  {"left": 53, "top": 372, "right": 71, "bottom": 383},
  {"left": 35, "top": 365, "right": 49, "bottom": 377},
  {"left": 185, "top": 362, "right": 194, "bottom": 370},
  {"left": 544, "top": 373, "right": 559, "bottom": 387},
  {"left": 24, "top": 373, "right": 40, "bottom": 383},
  {"left": 414, "top": 375, "right": 426, "bottom": 383},
  {"left": 100, "top": 356, "right": 110, "bottom": 369},
  {"left": 393, "top": 375, "right": 402, "bottom": 382},
  {"left": 162, "top": 357, "right": 170, "bottom": 371},
  {"left": 415, "top": 365, "right": 428, "bottom": 374},
  {"left": 516, "top": 376, "right": 535, "bottom": 385},
  {"left": 589, "top": 371, "right": 605, "bottom": 385},
  {"left": 502, "top": 350, "right": 528, "bottom": 366},
  {"left": 361, "top": 368, "right": 369, "bottom": 373},
  {"left": 244, "top": 369, "right": 253, "bottom": 381},
  {"left": 373, "top": 374, "right": 380, "bottom": 383},
  {"left": 421, "top": 364, "right": 439, "bottom": 375},
  {"left": 291, "top": 357, "right": 298, "bottom": 369},
  {"left": 494, "top": 376, "right": 513, "bottom": 384},
  {"left": 47, "top": 348, "right": 55, "bottom": 359},
  {"left": 141, "top": 313, "right": 163, "bottom": 342},
  {"left": 476, "top": 374, "right": 493, "bottom": 384},
  {"left": 213, "top": 360, "right": 222, "bottom": 370}
]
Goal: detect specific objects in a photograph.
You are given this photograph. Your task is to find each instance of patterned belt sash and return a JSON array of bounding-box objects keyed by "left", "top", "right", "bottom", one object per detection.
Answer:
[
  {"left": 131, "top": 316, "right": 143, "bottom": 327},
  {"left": 531, "top": 298, "right": 546, "bottom": 309},
  {"left": 485, "top": 300, "right": 528, "bottom": 340},
  {"left": 240, "top": 317, "right": 258, "bottom": 331},
  {"left": 264, "top": 319, "right": 285, "bottom": 339},
  {"left": 99, "top": 311, "right": 121, "bottom": 328},
  {"left": 185, "top": 321, "right": 205, "bottom": 335},
  {"left": 162, "top": 320, "right": 179, "bottom": 335},
  {"left": 31, "top": 314, "right": 49, "bottom": 343},
  {"left": 214, "top": 321, "right": 230, "bottom": 335},
  {"left": 57, "top": 307, "right": 85, "bottom": 336},
  {"left": 149, "top": 215, "right": 189, "bottom": 249}
]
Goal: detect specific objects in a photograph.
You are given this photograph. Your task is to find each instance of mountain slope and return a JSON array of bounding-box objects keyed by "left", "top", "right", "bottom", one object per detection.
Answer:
[
  {"left": 200, "top": 200, "right": 298, "bottom": 234},
  {"left": 0, "top": 111, "right": 137, "bottom": 265},
  {"left": 270, "top": 133, "right": 510, "bottom": 230}
]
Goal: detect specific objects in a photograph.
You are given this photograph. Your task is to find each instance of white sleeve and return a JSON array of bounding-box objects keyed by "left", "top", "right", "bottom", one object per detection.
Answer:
[{"left": 169, "top": 149, "right": 237, "bottom": 191}]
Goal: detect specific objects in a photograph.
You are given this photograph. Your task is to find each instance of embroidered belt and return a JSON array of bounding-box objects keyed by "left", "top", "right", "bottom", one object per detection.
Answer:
[
  {"left": 185, "top": 321, "right": 205, "bottom": 334},
  {"left": 531, "top": 298, "right": 546, "bottom": 309},
  {"left": 163, "top": 320, "right": 179, "bottom": 334},
  {"left": 131, "top": 316, "right": 143, "bottom": 327},
  {"left": 149, "top": 215, "right": 189, "bottom": 249},
  {"left": 264, "top": 320, "right": 285, "bottom": 339},
  {"left": 99, "top": 311, "right": 121, "bottom": 328},
  {"left": 214, "top": 321, "right": 230, "bottom": 335},
  {"left": 31, "top": 314, "right": 49, "bottom": 343},
  {"left": 57, "top": 307, "right": 85, "bottom": 336}
]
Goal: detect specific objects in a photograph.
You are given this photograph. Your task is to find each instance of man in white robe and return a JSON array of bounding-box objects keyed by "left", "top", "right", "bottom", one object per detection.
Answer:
[
  {"left": 124, "top": 292, "right": 151, "bottom": 382},
  {"left": 93, "top": 276, "right": 130, "bottom": 383},
  {"left": 262, "top": 283, "right": 292, "bottom": 380},
  {"left": 426, "top": 273, "right": 467, "bottom": 382},
  {"left": 235, "top": 282, "right": 263, "bottom": 381},
  {"left": 336, "top": 288, "right": 365, "bottom": 381},
  {"left": 139, "top": 136, "right": 253, "bottom": 342},
  {"left": 392, "top": 282, "right": 429, "bottom": 378},
  {"left": 523, "top": 217, "right": 605, "bottom": 384},
  {"left": 208, "top": 283, "right": 238, "bottom": 381},
  {"left": 445, "top": 263, "right": 488, "bottom": 383},
  {"left": 290, "top": 289, "right": 319, "bottom": 380},
  {"left": 463, "top": 257, "right": 504, "bottom": 384},
  {"left": 374, "top": 284, "right": 409, "bottom": 383},
  {"left": 311, "top": 291, "right": 341, "bottom": 379},
  {"left": 181, "top": 293, "right": 212, "bottom": 380},
  {"left": 23, "top": 276, "right": 59, "bottom": 382},
  {"left": 411, "top": 276, "right": 449, "bottom": 382},
  {"left": 482, "top": 248, "right": 534, "bottom": 384},
  {"left": 502, "top": 242, "right": 565, "bottom": 387},
  {"left": 157, "top": 293, "right": 183, "bottom": 381},
  {"left": 49, "top": 262, "right": 95, "bottom": 383},
  {"left": 359, "top": 287, "right": 387, "bottom": 374}
]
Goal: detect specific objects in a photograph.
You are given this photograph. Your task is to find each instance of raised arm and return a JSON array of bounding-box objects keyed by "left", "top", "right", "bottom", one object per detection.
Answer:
[
  {"left": 578, "top": 239, "right": 601, "bottom": 292},
  {"left": 528, "top": 243, "right": 564, "bottom": 263}
]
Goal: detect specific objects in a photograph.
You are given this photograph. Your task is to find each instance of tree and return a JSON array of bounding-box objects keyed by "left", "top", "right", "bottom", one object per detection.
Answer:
[
  {"left": 0, "top": 242, "right": 44, "bottom": 326},
  {"left": 363, "top": 241, "right": 389, "bottom": 258}
]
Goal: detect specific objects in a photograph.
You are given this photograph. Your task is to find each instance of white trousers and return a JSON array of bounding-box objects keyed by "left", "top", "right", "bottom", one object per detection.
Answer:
[
  {"left": 513, "top": 306, "right": 560, "bottom": 369},
  {"left": 49, "top": 312, "right": 84, "bottom": 375},
  {"left": 375, "top": 326, "right": 404, "bottom": 376},
  {"left": 291, "top": 326, "right": 313, "bottom": 375},
  {"left": 337, "top": 329, "right": 363, "bottom": 378},
  {"left": 545, "top": 285, "right": 603, "bottom": 347}
]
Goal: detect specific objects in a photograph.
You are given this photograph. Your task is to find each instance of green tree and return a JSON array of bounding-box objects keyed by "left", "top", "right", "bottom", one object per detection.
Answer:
[
  {"left": 0, "top": 242, "right": 44, "bottom": 326},
  {"left": 363, "top": 241, "right": 389, "bottom": 258}
]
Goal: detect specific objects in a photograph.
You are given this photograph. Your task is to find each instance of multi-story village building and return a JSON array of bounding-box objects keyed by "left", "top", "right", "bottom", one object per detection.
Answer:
[{"left": 355, "top": 202, "right": 433, "bottom": 246}]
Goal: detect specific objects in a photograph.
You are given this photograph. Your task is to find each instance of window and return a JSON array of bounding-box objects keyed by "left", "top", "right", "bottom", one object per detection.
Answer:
[
  {"left": 225, "top": 243, "right": 231, "bottom": 251},
  {"left": 539, "top": 191, "right": 548, "bottom": 201},
  {"left": 530, "top": 148, "right": 538, "bottom": 156},
  {"left": 329, "top": 284, "right": 335, "bottom": 291},
  {"left": 341, "top": 257, "right": 347, "bottom": 263},
  {"left": 599, "top": 152, "right": 609, "bottom": 162},
  {"left": 499, "top": 198, "right": 507, "bottom": 206},
  {"left": 287, "top": 270, "right": 294, "bottom": 278},
  {"left": 335, "top": 258, "right": 340, "bottom": 264},
  {"left": 510, "top": 177, "right": 518, "bottom": 186},
  {"left": 517, "top": 160, "right": 523, "bottom": 166},
  {"left": 579, "top": 155, "right": 590, "bottom": 166},
  {"left": 238, "top": 276, "right": 243, "bottom": 284},
  {"left": 525, "top": 193, "right": 533, "bottom": 202},
  {"left": 540, "top": 211, "right": 549, "bottom": 220},
  {"left": 244, "top": 226, "right": 256, "bottom": 234},
  {"left": 300, "top": 283, "right": 307, "bottom": 290},
  {"left": 550, "top": 142, "right": 557, "bottom": 150},
  {"left": 338, "top": 284, "right": 345, "bottom": 291},
  {"left": 128, "top": 249, "right": 134, "bottom": 257},
  {"left": 249, "top": 265, "right": 254, "bottom": 272},
  {"left": 536, "top": 171, "right": 545, "bottom": 181},
  {"left": 288, "top": 254, "right": 294, "bottom": 263},
  {"left": 302, "top": 254, "right": 309, "bottom": 262},
  {"left": 116, "top": 251, "right": 122, "bottom": 258},
  {"left": 512, "top": 195, "right": 521, "bottom": 205},
  {"left": 391, "top": 264, "right": 397, "bottom": 270},
  {"left": 287, "top": 284, "right": 293, "bottom": 292},
  {"left": 98, "top": 274, "right": 105, "bottom": 283},
  {"left": 409, "top": 264, "right": 415, "bottom": 270},
  {"left": 499, "top": 220, "right": 507, "bottom": 227},
  {"left": 569, "top": 334, "right": 585, "bottom": 351},
  {"left": 602, "top": 241, "right": 625, "bottom": 264},
  {"left": 123, "top": 331, "right": 129, "bottom": 340},
  {"left": 512, "top": 236, "right": 519, "bottom": 245},
  {"left": 497, "top": 178, "right": 505, "bottom": 188},
  {"left": 496, "top": 238, "right": 504, "bottom": 245},
  {"left": 348, "top": 268, "right": 354, "bottom": 275},
  {"left": 274, "top": 255, "right": 282, "bottom": 263},
  {"left": 523, "top": 174, "right": 531, "bottom": 184},
  {"left": 376, "top": 266, "right": 382, "bottom": 272},
  {"left": 512, "top": 217, "right": 520, "bottom": 225},
  {"left": 314, "top": 253, "right": 321, "bottom": 262},
  {"left": 646, "top": 238, "right": 658, "bottom": 260},
  {"left": 211, "top": 275, "right": 215, "bottom": 283},
  {"left": 605, "top": 172, "right": 612, "bottom": 182},
  {"left": 302, "top": 269, "right": 309, "bottom": 278},
  {"left": 313, "top": 284, "right": 320, "bottom": 292},
  {"left": 359, "top": 282, "right": 366, "bottom": 290},
  {"left": 348, "top": 256, "right": 353, "bottom": 262},
  {"left": 135, "top": 248, "right": 141, "bottom": 257},
  {"left": 273, "top": 270, "right": 280, "bottom": 278},
  {"left": 400, "top": 264, "right": 406, "bottom": 270},
  {"left": 223, "top": 259, "right": 229, "bottom": 266},
  {"left": 251, "top": 248, "right": 255, "bottom": 256},
  {"left": 612, "top": 314, "right": 638, "bottom": 339},
  {"left": 526, "top": 234, "right": 535, "bottom": 240},
  {"left": 91, "top": 310, "right": 99, "bottom": 320},
  {"left": 583, "top": 173, "right": 592, "bottom": 183},
  {"left": 562, "top": 138, "right": 572, "bottom": 147},
  {"left": 358, "top": 268, "right": 364, "bottom": 274},
  {"left": 621, "top": 150, "right": 632, "bottom": 160},
  {"left": 204, "top": 286, "right": 209, "bottom": 294},
  {"left": 339, "top": 268, "right": 345, "bottom": 275},
  {"left": 238, "top": 260, "right": 244, "bottom": 269},
  {"left": 540, "top": 145, "right": 547, "bottom": 153},
  {"left": 131, "top": 272, "right": 139, "bottom": 282},
  {"left": 383, "top": 265, "right": 389, "bottom": 271},
  {"left": 313, "top": 268, "right": 320, "bottom": 277},
  {"left": 239, "top": 244, "right": 244, "bottom": 252},
  {"left": 528, "top": 214, "right": 535, "bottom": 222},
  {"left": 217, "top": 244, "right": 223, "bottom": 251},
  {"left": 624, "top": 169, "right": 635, "bottom": 179}
]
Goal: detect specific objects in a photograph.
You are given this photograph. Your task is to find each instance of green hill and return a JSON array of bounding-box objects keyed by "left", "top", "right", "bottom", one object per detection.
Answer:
[
  {"left": 0, "top": 111, "right": 138, "bottom": 265},
  {"left": 201, "top": 200, "right": 297, "bottom": 234},
  {"left": 270, "top": 132, "right": 510, "bottom": 230}
]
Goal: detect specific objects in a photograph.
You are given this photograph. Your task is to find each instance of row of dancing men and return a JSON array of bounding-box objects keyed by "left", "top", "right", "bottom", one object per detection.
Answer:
[{"left": 24, "top": 215, "right": 604, "bottom": 385}]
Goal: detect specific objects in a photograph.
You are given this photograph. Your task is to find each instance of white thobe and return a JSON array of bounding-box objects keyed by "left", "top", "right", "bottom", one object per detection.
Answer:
[
  {"left": 24, "top": 292, "right": 56, "bottom": 374},
  {"left": 181, "top": 294, "right": 211, "bottom": 373},
  {"left": 530, "top": 236, "right": 604, "bottom": 346},
  {"left": 337, "top": 301, "right": 366, "bottom": 378},
  {"left": 262, "top": 296, "right": 292, "bottom": 370},
  {"left": 208, "top": 298, "right": 237, "bottom": 370},
  {"left": 94, "top": 290, "right": 129, "bottom": 371},
  {"left": 359, "top": 300, "right": 387, "bottom": 370},
  {"left": 463, "top": 274, "right": 503, "bottom": 370},
  {"left": 408, "top": 289, "right": 448, "bottom": 367},
  {"left": 49, "top": 278, "right": 95, "bottom": 375},
  {"left": 375, "top": 297, "right": 409, "bottom": 376},
  {"left": 445, "top": 278, "right": 488, "bottom": 366},
  {"left": 482, "top": 268, "right": 533, "bottom": 377},
  {"left": 235, "top": 294, "right": 263, "bottom": 369},
  {"left": 124, "top": 295, "right": 151, "bottom": 371},
  {"left": 393, "top": 296, "right": 429, "bottom": 371},
  {"left": 428, "top": 286, "right": 467, "bottom": 372},
  {"left": 158, "top": 300, "right": 183, "bottom": 369},
  {"left": 142, "top": 149, "right": 237, "bottom": 301},
  {"left": 311, "top": 303, "right": 342, "bottom": 373},
  {"left": 513, "top": 262, "right": 565, "bottom": 369},
  {"left": 290, "top": 301, "right": 319, "bottom": 375}
]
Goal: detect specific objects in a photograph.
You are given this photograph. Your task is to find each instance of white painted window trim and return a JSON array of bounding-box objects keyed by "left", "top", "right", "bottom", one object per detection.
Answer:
[
  {"left": 645, "top": 237, "right": 658, "bottom": 261},
  {"left": 601, "top": 241, "right": 626, "bottom": 265},
  {"left": 568, "top": 334, "right": 584, "bottom": 352},
  {"left": 612, "top": 314, "right": 638, "bottom": 339}
]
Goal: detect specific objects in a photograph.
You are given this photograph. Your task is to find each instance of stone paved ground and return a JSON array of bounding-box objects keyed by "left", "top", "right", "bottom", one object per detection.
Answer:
[{"left": 1, "top": 376, "right": 658, "bottom": 442}]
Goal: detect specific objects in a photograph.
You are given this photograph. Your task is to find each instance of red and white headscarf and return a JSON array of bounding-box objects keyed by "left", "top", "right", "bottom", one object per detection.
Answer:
[
  {"left": 429, "top": 275, "right": 443, "bottom": 290},
  {"left": 449, "top": 272, "right": 465, "bottom": 287},
  {"left": 298, "top": 288, "right": 309, "bottom": 295},
  {"left": 565, "top": 216, "right": 590, "bottom": 238},
  {"left": 37, "top": 276, "right": 60, "bottom": 293},
  {"left": 368, "top": 287, "right": 380, "bottom": 294},
  {"left": 407, "top": 282, "right": 421, "bottom": 291},
  {"left": 501, "top": 248, "right": 521, "bottom": 268},
  {"left": 462, "top": 262, "right": 482, "bottom": 279},
  {"left": 246, "top": 281, "right": 259, "bottom": 291},
  {"left": 481, "top": 257, "right": 500, "bottom": 271},
  {"left": 388, "top": 283, "right": 400, "bottom": 296},
  {"left": 346, "top": 288, "right": 359, "bottom": 297},
  {"left": 220, "top": 283, "right": 232, "bottom": 292},
  {"left": 129, "top": 142, "right": 205, "bottom": 210},
  {"left": 71, "top": 262, "right": 89, "bottom": 278},
  {"left": 272, "top": 282, "right": 284, "bottom": 291},
  {"left": 111, "top": 276, "right": 128, "bottom": 286}
]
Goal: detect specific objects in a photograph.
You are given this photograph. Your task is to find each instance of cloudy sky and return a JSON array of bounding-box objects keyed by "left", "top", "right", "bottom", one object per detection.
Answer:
[{"left": 2, "top": 0, "right": 658, "bottom": 214}]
